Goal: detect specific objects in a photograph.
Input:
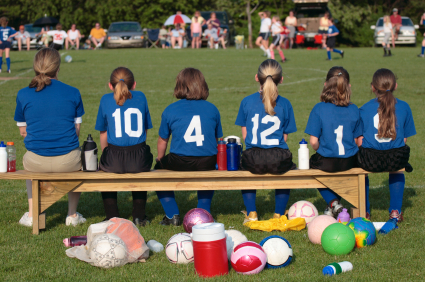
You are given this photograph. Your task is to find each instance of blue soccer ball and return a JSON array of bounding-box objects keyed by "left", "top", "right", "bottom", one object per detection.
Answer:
[
  {"left": 259, "top": 235, "right": 293, "bottom": 269},
  {"left": 65, "top": 55, "right": 72, "bottom": 63}
]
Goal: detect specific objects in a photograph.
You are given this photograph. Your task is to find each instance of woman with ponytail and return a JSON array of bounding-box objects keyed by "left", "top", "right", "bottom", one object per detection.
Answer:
[
  {"left": 235, "top": 59, "right": 297, "bottom": 224},
  {"left": 305, "top": 66, "right": 362, "bottom": 219},
  {"left": 95, "top": 67, "right": 153, "bottom": 226},
  {"left": 357, "top": 68, "right": 416, "bottom": 222},
  {"left": 14, "top": 48, "right": 86, "bottom": 227}
]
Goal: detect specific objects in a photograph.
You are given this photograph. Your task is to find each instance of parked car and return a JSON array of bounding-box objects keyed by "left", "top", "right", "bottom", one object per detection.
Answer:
[
  {"left": 193, "top": 11, "right": 236, "bottom": 46},
  {"left": 371, "top": 17, "right": 419, "bottom": 46},
  {"left": 106, "top": 22, "right": 144, "bottom": 48},
  {"left": 11, "top": 24, "right": 45, "bottom": 50},
  {"left": 294, "top": 0, "right": 332, "bottom": 42}
]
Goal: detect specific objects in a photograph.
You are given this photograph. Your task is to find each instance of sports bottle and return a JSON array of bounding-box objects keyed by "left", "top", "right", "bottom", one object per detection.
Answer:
[
  {"left": 63, "top": 236, "right": 87, "bottom": 247},
  {"left": 81, "top": 134, "right": 98, "bottom": 171},
  {"left": 226, "top": 138, "right": 239, "bottom": 171},
  {"left": 298, "top": 139, "right": 309, "bottom": 169},
  {"left": 6, "top": 142, "right": 16, "bottom": 172},
  {"left": 0, "top": 142, "right": 7, "bottom": 173},
  {"left": 323, "top": 261, "right": 353, "bottom": 276},
  {"left": 217, "top": 138, "right": 227, "bottom": 170}
]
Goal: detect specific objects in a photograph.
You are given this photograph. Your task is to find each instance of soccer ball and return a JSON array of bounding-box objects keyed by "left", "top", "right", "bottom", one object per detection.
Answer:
[
  {"left": 225, "top": 230, "right": 248, "bottom": 260},
  {"left": 308, "top": 215, "right": 338, "bottom": 245},
  {"left": 347, "top": 217, "right": 377, "bottom": 248},
  {"left": 89, "top": 234, "right": 128, "bottom": 268},
  {"left": 165, "top": 233, "right": 194, "bottom": 264},
  {"left": 65, "top": 55, "right": 72, "bottom": 63},
  {"left": 183, "top": 208, "right": 214, "bottom": 233},
  {"left": 259, "top": 236, "right": 293, "bottom": 268},
  {"left": 231, "top": 241, "right": 267, "bottom": 275},
  {"left": 288, "top": 200, "right": 318, "bottom": 225},
  {"left": 321, "top": 223, "right": 355, "bottom": 255}
]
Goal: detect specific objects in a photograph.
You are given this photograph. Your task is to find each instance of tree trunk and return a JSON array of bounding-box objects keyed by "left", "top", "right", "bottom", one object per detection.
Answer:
[{"left": 247, "top": 0, "right": 253, "bottom": 48}]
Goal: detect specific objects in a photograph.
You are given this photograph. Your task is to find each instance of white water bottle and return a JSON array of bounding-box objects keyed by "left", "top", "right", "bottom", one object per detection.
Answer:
[
  {"left": 298, "top": 139, "right": 309, "bottom": 170},
  {"left": 0, "top": 141, "right": 7, "bottom": 173},
  {"left": 147, "top": 240, "right": 164, "bottom": 253}
]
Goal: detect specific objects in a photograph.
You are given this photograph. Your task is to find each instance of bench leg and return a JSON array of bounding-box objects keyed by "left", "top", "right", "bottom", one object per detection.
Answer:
[
  {"left": 358, "top": 174, "right": 366, "bottom": 218},
  {"left": 32, "top": 180, "right": 40, "bottom": 235}
]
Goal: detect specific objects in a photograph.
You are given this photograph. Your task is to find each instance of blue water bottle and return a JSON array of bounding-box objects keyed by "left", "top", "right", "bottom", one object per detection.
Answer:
[{"left": 227, "top": 138, "right": 239, "bottom": 171}]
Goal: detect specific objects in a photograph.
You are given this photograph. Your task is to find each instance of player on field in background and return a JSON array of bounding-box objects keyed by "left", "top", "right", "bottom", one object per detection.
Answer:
[
  {"left": 326, "top": 18, "right": 344, "bottom": 60},
  {"left": 269, "top": 16, "right": 286, "bottom": 63},
  {"left": 418, "top": 13, "right": 425, "bottom": 58},
  {"left": 0, "top": 17, "right": 17, "bottom": 73},
  {"left": 256, "top": 11, "right": 272, "bottom": 58}
]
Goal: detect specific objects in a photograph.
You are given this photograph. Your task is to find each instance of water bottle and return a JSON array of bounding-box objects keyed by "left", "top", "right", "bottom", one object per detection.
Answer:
[
  {"left": 147, "top": 240, "right": 164, "bottom": 253},
  {"left": 63, "top": 235, "right": 87, "bottom": 247},
  {"left": 81, "top": 134, "right": 98, "bottom": 171},
  {"left": 337, "top": 208, "right": 350, "bottom": 224},
  {"left": 224, "top": 136, "right": 242, "bottom": 166},
  {"left": 323, "top": 261, "right": 353, "bottom": 276},
  {"left": 0, "top": 142, "right": 7, "bottom": 173},
  {"left": 227, "top": 138, "right": 239, "bottom": 171},
  {"left": 217, "top": 138, "right": 227, "bottom": 170},
  {"left": 6, "top": 142, "right": 16, "bottom": 172},
  {"left": 298, "top": 138, "right": 309, "bottom": 169}
]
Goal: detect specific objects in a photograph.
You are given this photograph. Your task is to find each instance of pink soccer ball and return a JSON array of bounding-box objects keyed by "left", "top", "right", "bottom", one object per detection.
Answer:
[
  {"left": 230, "top": 241, "right": 267, "bottom": 275},
  {"left": 183, "top": 208, "right": 214, "bottom": 233},
  {"left": 287, "top": 200, "right": 319, "bottom": 225},
  {"left": 307, "top": 215, "right": 338, "bottom": 244}
]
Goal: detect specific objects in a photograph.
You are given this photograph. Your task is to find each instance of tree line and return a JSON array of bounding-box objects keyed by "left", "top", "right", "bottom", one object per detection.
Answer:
[{"left": 1, "top": 0, "right": 424, "bottom": 47}]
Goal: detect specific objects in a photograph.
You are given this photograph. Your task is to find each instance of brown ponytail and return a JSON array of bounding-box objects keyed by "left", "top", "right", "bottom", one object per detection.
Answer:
[
  {"left": 257, "top": 59, "right": 282, "bottom": 116},
  {"left": 371, "top": 68, "right": 397, "bottom": 140},
  {"left": 321, "top": 66, "right": 351, "bottom": 106},
  {"left": 110, "top": 67, "right": 135, "bottom": 106},
  {"left": 29, "top": 48, "right": 61, "bottom": 92}
]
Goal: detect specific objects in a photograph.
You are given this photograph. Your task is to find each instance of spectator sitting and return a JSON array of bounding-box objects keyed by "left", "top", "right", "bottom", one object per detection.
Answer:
[
  {"left": 192, "top": 11, "right": 206, "bottom": 26},
  {"left": 83, "top": 38, "right": 92, "bottom": 50},
  {"left": 171, "top": 23, "right": 185, "bottom": 49},
  {"left": 42, "top": 23, "right": 67, "bottom": 50},
  {"left": 204, "top": 23, "right": 226, "bottom": 49},
  {"left": 9, "top": 25, "right": 30, "bottom": 51},
  {"left": 206, "top": 12, "right": 220, "bottom": 28},
  {"left": 36, "top": 26, "right": 52, "bottom": 47},
  {"left": 90, "top": 22, "right": 106, "bottom": 49},
  {"left": 191, "top": 16, "right": 202, "bottom": 49},
  {"left": 390, "top": 8, "right": 402, "bottom": 48},
  {"left": 159, "top": 25, "right": 169, "bottom": 49},
  {"left": 66, "top": 24, "right": 84, "bottom": 50}
]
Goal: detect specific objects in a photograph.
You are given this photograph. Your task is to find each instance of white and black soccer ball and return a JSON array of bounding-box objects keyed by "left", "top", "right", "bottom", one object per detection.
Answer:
[
  {"left": 225, "top": 229, "right": 248, "bottom": 260},
  {"left": 89, "top": 234, "right": 128, "bottom": 268},
  {"left": 64, "top": 55, "right": 72, "bottom": 63},
  {"left": 165, "top": 233, "right": 194, "bottom": 264},
  {"left": 259, "top": 235, "right": 293, "bottom": 269}
]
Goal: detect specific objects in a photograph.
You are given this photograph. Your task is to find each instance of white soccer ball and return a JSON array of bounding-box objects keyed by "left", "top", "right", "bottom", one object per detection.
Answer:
[
  {"left": 260, "top": 236, "right": 293, "bottom": 268},
  {"left": 165, "top": 233, "right": 194, "bottom": 264},
  {"left": 225, "top": 230, "right": 248, "bottom": 260},
  {"left": 288, "top": 200, "right": 319, "bottom": 225},
  {"left": 65, "top": 55, "right": 72, "bottom": 63},
  {"left": 89, "top": 234, "right": 128, "bottom": 268}
]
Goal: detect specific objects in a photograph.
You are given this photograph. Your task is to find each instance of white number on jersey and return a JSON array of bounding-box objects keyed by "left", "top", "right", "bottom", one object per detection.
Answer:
[
  {"left": 112, "top": 108, "right": 144, "bottom": 138},
  {"left": 251, "top": 114, "right": 281, "bottom": 145},
  {"left": 374, "top": 114, "right": 392, "bottom": 143},
  {"left": 334, "top": 125, "right": 345, "bottom": 155},
  {"left": 184, "top": 115, "right": 205, "bottom": 146},
  {"left": 2, "top": 30, "right": 8, "bottom": 41}
]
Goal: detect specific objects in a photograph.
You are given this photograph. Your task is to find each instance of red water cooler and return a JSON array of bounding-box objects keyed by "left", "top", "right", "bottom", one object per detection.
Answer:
[{"left": 192, "top": 223, "right": 228, "bottom": 277}]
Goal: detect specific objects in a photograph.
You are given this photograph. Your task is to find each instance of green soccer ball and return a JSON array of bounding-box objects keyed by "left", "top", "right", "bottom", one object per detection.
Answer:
[{"left": 321, "top": 223, "right": 355, "bottom": 255}]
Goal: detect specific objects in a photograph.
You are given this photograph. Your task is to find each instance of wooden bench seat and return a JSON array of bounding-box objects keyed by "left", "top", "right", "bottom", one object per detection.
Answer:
[{"left": 0, "top": 168, "right": 369, "bottom": 234}]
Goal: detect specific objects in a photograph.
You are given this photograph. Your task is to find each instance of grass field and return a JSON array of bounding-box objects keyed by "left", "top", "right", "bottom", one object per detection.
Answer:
[{"left": 0, "top": 47, "right": 424, "bottom": 281}]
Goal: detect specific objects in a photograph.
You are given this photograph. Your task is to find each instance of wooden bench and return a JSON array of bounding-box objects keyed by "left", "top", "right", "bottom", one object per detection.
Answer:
[{"left": 0, "top": 168, "right": 369, "bottom": 234}]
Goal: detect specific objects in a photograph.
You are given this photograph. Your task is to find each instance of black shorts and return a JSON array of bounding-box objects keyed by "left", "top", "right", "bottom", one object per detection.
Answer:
[
  {"left": 241, "top": 147, "right": 296, "bottom": 175},
  {"left": 357, "top": 145, "right": 412, "bottom": 173},
  {"left": 50, "top": 43, "right": 63, "bottom": 50},
  {"left": 271, "top": 35, "right": 281, "bottom": 46},
  {"left": 154, "top": 153, "right": 216, "bottom": 171},
  {"left": 99, "top": 142, "right": 153, "bottom": 174},
  {"left": 318, "top": 29, "right": 328, "bottom": 34},
  {"left": 310, "top": 153, "right": 358, "bottom": 173},
  {"left": 0, "top": 41, "right": 11, "bottom": 50},
  {"left": 326, "top": 36, "right": 336, "bottom": 48},
  {"left": 259, "top": 32, "right": 270, "bottom": 40}
]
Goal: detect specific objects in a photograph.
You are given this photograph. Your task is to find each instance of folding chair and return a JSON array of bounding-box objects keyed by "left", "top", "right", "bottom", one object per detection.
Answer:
[
  {"left": 295, "top": 34, "right": 305, "bottom": 48},
  {"left": 147, "top": 29, "right": 160, "bottom": 48},
  {"left": 314, "top": 34, "right": 323, "bottom": 47}
]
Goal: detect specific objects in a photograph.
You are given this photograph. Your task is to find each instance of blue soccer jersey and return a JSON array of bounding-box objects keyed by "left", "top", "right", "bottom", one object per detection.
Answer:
[
  {"left": 158, "top": 99, "right": 223, "bottom": 157},
  {"left": 328, "top": 25, "right": 339, "bottom": 35},
  {"left": 235, "top": 92, "right": 297, "bottom": 150},
  {"left": 305, "top": 102, "right": 362, "bottom": 158},
  {"left": 359, "top": 98, "right": 416, "bottom": 150},
  {"left": 0, "top": 27, "right": 16, "bottom": 41},
  {"left": 95, "top": 91, "right": 152, "bottom": 147}
]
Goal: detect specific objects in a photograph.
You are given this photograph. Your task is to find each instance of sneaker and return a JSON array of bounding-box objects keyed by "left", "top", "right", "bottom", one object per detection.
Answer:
[
  {"left": 340, "top": 51, "right": 344, "bottom": 58},
  {"left": 0, "top": 69, "right": 2, "bottom": 73},
  {"left": 19, "top": 212, "right": 33, "bottom": 227},
  {"left": 324, "top": 200, "right": 344, "bottom": 218},
  {"left": 7, "top": 69, "right": 11, "bottom": 73},
  {"left": 97, "top": 43, "right": 101, "bottom": 48},
  {"left": 418, "top": 54, "right": 424, "bottom": 58},
  {"left": 389, "top": 210, "right": 403, "bottom": 223},
  {"left": 242, "top": 211, "right": 258, "bottom": 224},
  {"left": 133, "top": 216, "right": 149, "bottom": 227},
  {"left": 65, "top": 212, "right": 86, "bottom": 226},
  {"left": 273, "top": 213, "right": 281, "bottom": 219},
  {"left": 160, "top": 214, "right": 181, "bottom": 226},
  {"left": 281, "top": 58, "right": 287, "bottom": 63}
]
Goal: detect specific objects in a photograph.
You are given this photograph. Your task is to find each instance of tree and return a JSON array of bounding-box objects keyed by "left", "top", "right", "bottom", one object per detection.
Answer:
[{"left": 246, "top": 0, "right": 260, "bottom": 48}]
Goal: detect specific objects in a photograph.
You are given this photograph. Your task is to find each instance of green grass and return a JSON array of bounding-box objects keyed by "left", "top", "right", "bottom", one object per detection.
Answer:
[{"left": 1, "top": 47, "right": 425, "bottom": 281}]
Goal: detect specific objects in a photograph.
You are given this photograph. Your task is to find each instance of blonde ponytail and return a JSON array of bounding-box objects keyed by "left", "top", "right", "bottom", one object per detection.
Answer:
[
  {"left": 262, "top": 76, "right": 279, "bottom": 115},
  {"left": 257, "top": 59, "right": 282, "bottom": 116},
  {"left": 110, "top": 67, "right": 135, "bottom": 106},
  {"left": 29, "top": 48, "right": 61, "bottom": 92}
]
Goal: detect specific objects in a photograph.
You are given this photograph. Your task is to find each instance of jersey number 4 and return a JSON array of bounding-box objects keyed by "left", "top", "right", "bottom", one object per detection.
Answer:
[
  {"left": 112, "top": 108, "right": 144, "bottom": 138},
  {"left": 184, "top": 115, "right": 205, "bottom": 146}
]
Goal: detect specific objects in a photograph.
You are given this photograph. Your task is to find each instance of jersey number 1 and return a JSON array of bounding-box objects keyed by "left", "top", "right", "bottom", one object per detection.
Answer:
[
  {"left": 184, "top": 115, "right": 205, "bottom": 146},
  {"left": 334, "top": 125, "right": 345, "bottom": 155},
  {"left": 112, "top": 108, "right": 144, "bottom": 138}
]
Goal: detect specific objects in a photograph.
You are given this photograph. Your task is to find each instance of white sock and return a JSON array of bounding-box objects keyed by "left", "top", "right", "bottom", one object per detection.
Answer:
[
  {"left": 266, "top": 49, "right": 271, "bottom": 58},
  {"left": 260, "top": 45, "right": 266, "bottom": 52}
]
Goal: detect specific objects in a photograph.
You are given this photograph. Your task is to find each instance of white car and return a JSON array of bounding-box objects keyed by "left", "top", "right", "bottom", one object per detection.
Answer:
[{"left": 371, "top": 17, "right": 419, "bottom": 46}]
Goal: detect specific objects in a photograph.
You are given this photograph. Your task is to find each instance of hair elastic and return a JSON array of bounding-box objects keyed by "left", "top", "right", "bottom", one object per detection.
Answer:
[
  {"left": 266, "top": 75, "right": 273, "bottom": 79},
  {"left": 386, "top": 89, "right": 391, "bottom": 92},
  {"left": 119, "top": 79, "right": 124, "bottom": 82},
  {"left": 338, "top": 72, "right": 342, "bottom": 76}
]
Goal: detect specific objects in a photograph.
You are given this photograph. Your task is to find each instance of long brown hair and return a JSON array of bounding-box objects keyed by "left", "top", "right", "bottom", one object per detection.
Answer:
[
  {"left": 29, "top": 48, "right": 61, "bottom": 92},
  {"left": 321, "top": 66, "right": 351, "bottom": 106},
  {"left": 110, "top": 67, "right": 134, "bottom": 106},
  {"left": 0, "top": 17, "right": 8, "bottom": 27},
  {"left": 257, "top": 59, "right": 282, "bottom": 116},
  {"left": 371, "top": 68, "right": 397, "bottom": 140},
  {"left": 174, "top": 68, "right": 209, "bottom": 100}
]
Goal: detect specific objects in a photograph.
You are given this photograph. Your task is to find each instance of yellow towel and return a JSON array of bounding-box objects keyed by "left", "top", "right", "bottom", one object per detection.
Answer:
[{"left": 244, "top": 215, "right": 306, "bottom": 232}]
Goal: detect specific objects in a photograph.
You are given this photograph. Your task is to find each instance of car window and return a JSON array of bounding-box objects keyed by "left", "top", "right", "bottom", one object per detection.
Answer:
[
  {"left": 109, "top": 23, "right": 141, "bottom": 32},
  {"left": 402, "top": 18, "right": 413, "bottom": 26},
  {"left": 376, "top": 18, "right": 383, "bottom": 27},
  {"left": 25, "top": 25, "right": 42, "bottom": 33}
]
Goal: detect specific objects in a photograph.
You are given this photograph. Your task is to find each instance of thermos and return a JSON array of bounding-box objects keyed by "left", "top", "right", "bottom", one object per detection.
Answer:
[
  {"left": 298, "top": 138, "right": 309, "bottom": 170},
  {"left": 81, "top": 134, "right": 98, "bottom": 172},
  {"left": 63, "top": 236, "right": 87, "bottom": 247},
  {"left": 217, "top": 138, "right": 227, "bottom": 170},
  {"left": 226, "top": 138, "right": 239, "bottom": 171},
  {"left": 6, "top": 142, "right": 16, "bottom": 172},
  {"left": 0, "top": 141, "right": 6, "bottom": 173},
  {"left": 224, "top": 136, "right": 242, "bottom": 164},
  {"left": 192, "top": 223, "right": 228, "bottom": 277}
]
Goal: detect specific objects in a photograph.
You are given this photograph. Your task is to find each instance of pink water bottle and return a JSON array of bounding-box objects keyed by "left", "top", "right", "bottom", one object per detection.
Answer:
[
  {"left": 192, "top": 223, "right": 228, "bottom": 277},
  {"left": 63, "top": 236, "right": 87, "bottom": 247},
  {"left": 337, "top": 208, "right": 351, "bottom": 224}
]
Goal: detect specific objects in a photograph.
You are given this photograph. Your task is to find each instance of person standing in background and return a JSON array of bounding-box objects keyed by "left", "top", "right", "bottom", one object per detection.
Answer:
[
  {"left": 318, "top": 12, "right": 330, "bottom": 49},
  {"left": 256, "top": 11, "right": 271, "bottom": 58},
  {"left": 192, "top": 11, "right": 206, "bottom": 26},
  {"left": 191, "top": 17, "right": 202, "bottom": 49},
  {"left": 390, "top": 8, "right": 402, "bottom": 48},
  {"left": 0, "top": 16, "right": 17, "bottom": 73},
  {"left": 285, "top": 11, "right": 297, "bottom": 49},
  {"left": 417, "top": 13, "right": 425, "bottom": 58},
  {"left": 380, "top": 16, "right": 394, "bottom": 57}
]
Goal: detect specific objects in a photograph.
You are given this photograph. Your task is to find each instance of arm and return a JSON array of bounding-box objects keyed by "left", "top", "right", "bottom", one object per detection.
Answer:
[
  {"left": 294, "top": 18, "right": 298, "bottom": 26},
  {"left": 157, "top": 136, "right": 169, "bottom": 161},
  {"left": 241, "top": 126, "right": 247, "bottom": 141},
  {"left": 75, "top": 123, "right": 81, "bottom": 138},
  {"left": 284, "top": 134, "right": 288, "bottom": 143},
  {"left": 310, "top": 135, "right": 319, "bottom": 151},
  {"left": 100, "top": 130, "right": 108, "bottom": 151},
  {"left": 19, "top": 126, "right": 27, "bottom": 139},
  {"left": 356, "top": 136, "right": 363, "bottom": 147}
]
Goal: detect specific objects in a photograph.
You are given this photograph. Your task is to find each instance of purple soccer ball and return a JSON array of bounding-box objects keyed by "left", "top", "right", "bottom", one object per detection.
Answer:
[{"left": 183, "top": 208, "right": 214, "bottom": 233}]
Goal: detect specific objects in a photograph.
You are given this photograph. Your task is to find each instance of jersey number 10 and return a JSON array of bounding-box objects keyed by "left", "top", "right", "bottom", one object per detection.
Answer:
[{"left": 112, "top": 108, "right": 144, "bottom": 138}]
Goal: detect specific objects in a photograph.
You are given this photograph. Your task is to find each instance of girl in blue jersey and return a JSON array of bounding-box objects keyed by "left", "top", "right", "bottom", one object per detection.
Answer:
[
  {"left": 0, "top": 17, "right": 17, "bottom": 73},
  {"left": 95, "top": 67, "right": 153, "bottom": 226},
  {"left": 305, "top": 67, "right": 362, "bottom": 218},
  {"left": 235, "top": 59, "right": 297, "bottom": 223},
  {"left": 155, "top": 68, "right": 223, "bottom": 226},
  {"left": 357, "top": 69, "right": 416, "bottom": 222}
]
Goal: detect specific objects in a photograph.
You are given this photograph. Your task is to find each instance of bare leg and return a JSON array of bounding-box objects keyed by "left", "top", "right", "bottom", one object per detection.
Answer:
[
  {"left": 178, "top": 37, "right": 182, "bottom": 48},
  {"left": 18, "top": 38, "right": 22, "bottom": 51},
  {"left": 192, "top": 37, "right": 195, "bottom": 48},
  {"left": 91, "top": 37, "right": 99, "bottom": 48},
  {"left": 98, "top": 37, "right": 105, "bottom": 45},
  {"left": 322, "top": 35, "right": 327, "bottom": 48},
  {"left": 68, "top": 191, "right": 81, "bottom": 217},
  {"left": 210, "top": 37, "right": 214, "bottom": 49},
  {"left": 65, "top": 38, "right": 69, "bottom": 50},
  {"left": 220, "top": 37, "right": 226, "bottom": 49},
  {"left": 26, "top": 38, "right": 30, "bottom": 51},
  {"left": 76, "top": 39, "right": 80, "bottom": 50},
  {"left": 171, "top": 36, "right": 176, "bottom": 48},
  {"left": 290, "top": 38, "right": 293, "bottom": 49},
  {"left": 255, "top": 36, "right": 262, "bottom": 47},
  {"left": 26, "top": 179, "right": 33, "bottom": 217}
]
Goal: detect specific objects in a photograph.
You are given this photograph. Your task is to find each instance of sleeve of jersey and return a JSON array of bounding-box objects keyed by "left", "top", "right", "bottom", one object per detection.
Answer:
[
  {"left": 215, "top": 109, "right": 223, "bottom": 138},
  {"left": 304, "top": 105, "right": 321, "bottom": 137},
  {"left": 235, "top": 99, "right": 246, "bottom": 126},
  {"left": 75, "top": 91, "right": 85, "bottom": 119},
  {"left": 403, "top": 104, "right": 416, "bottom": 138},
  {"left": 158, "top": 111, "right": 171, "bottom": 140},
  {"left": 145, "top": 100, "right": 153, "bottom": 130},
  {"left": 94, "top": 100, "right": 107, "bottom": 131},
  {"left": 353, "top": 109, "right": 363, "bottom": 138},
  {"left": 14, "top": 95, "right": 26, "bottom": 126},
  {"left": 283, "top": 102, "right": 297, "bottom": 134}
]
